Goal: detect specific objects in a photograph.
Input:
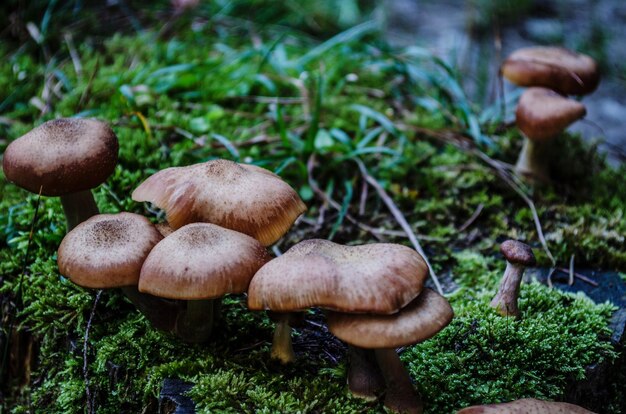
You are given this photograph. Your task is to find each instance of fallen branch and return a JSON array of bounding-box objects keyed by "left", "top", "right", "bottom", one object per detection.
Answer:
[
  {"left": 354, "top": 158, "right": 444, "bottom": 295},
  {"left": 84, "top": 290, "right": 102, "bottom": 414}
]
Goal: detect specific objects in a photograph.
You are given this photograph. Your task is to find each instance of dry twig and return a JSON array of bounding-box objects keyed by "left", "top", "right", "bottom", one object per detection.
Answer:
[{"left": 84, "top": 290, "right": 102, "bottom": 414}]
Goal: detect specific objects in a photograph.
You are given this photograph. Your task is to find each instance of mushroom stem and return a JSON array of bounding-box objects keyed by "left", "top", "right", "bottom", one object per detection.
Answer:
[
  {"left": 490, "top": 262, "right": 526, "bottom": 317},
  {"left": 271, "top": 317, "right": 295, "bottom": 364},
  {"left": 60, "top": 190, "right": 100, "bottom": 231},
  {"left": 347, "top": 345, "right": 385, "bottom": 401},
  {"left": 515, "top": 137, "right": 552, "bottom": 182},
  {"left": 174, "top": 299, "right": 215, "bottom": 343},
  {"left": 121, "top": 286, "right": 181, "bottom": 332},
  {"left": 374, "top": 348, "right": 423, "bottom": 414}
]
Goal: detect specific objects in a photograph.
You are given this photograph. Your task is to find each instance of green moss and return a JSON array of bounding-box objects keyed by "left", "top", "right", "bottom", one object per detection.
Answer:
[{"left": 1, "top": 4, "right": 624, "bottom": 413}]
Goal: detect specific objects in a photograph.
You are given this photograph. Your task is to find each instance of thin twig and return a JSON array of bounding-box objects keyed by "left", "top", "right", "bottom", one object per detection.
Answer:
[
  {"left": 64, "top": 32, "right": 83, "bottom": 78},
  {"left": 0, "top": 187, "right": 43, "bottom": 380},
  {"left": 546, "top": 267, "right": 556, "bottom": 289},
  {"left": 354, "top": 158, "right": 444, "bottom": 295},
  {"left": 556, "top": 268, "right": 598, "bottom": 287},
  {"left": 84, "top": 290, "right": 102, "bottom": 414},
  {"left": 568, "top": 254, "right": 575, "bottom": 286},
  {"left": 358, "top": 179, "right": 368, "bottom": 216},
  {"left": 458, "top": 203, "right": 484, "bottom": 232}
]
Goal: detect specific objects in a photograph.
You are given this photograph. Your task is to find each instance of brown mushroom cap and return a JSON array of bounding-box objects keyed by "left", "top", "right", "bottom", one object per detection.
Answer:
[
  {"left": 58, "top": 213, "right": 162, "bottom": 288},
  {"left": 3, "top": 118, "right": 119, "bottom": 196},
  {"left": 456, "top": 398, "right": 596, "bottom": 414},
  {"left": 500, "top": 240, "right": 536, "bottom": 266},
  {"left": 139, "top": 223, "right": 270, "bottom": 300},
  {"left": 502, "top": 46, "right": 599, "bottom": 95},
  {"left": 131, "top": 159, "right": 306, "bottom": 246},
  {"left": 327, "top": 289, "right": 453, "bottom": 349},
  {"left": 247, "top": 239, "right": 428, "bottom": 313},
  {"left": 516, "top": 87, "right": 586, "bottom": 141}
]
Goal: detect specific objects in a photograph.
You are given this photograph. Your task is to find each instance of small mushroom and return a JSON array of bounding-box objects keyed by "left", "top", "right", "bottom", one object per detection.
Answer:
[
  {"left": 57, "top": 213, "right": 180, "bottom": 331},
  {"left": 457, "top": 398, "right": 596, "bottom": 413},
  {"left": 490, "top": 240, "right": 536, "bottom": 318},
  {"left": 248, "top": 239, "right": 428, "bottom": 364},
  {"left": 132, "top": 159, "right": 306, "bottom": 246},
  {"left": 3, "top": 118, "right": 119, "bottom": 230},
  {"left": 501, "top": 46, "right": 599, "bottom": 95},
  {"left": 139, "top": 222, "right": 270, "bottom": 342},
  {"left": 328, "top": 289, "right": 454, "bottom": 414},
  {"left": 514, "top": 87, "right": 586, "bottom": 181}
]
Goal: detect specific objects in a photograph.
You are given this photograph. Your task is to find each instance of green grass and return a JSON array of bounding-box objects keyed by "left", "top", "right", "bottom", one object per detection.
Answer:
[{"left": 1, "top": 2, "right": 625, "bottom": 413}]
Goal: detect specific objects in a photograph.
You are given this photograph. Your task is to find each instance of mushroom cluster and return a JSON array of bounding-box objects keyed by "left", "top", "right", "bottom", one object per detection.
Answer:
[
  {"left": 248, "top": 239, "right": 453, "bottom": 414},
  {"left": 55, "top": 157, "right": 306, "bottom": 342},
  {"left": 501, "top": 46, "right": 600, "bottom": 181}
]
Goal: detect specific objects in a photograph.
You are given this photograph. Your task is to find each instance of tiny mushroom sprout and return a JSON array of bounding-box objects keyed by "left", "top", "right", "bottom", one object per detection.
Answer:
[
  {"left": 490, "top": 239, "right": 536, "bottom": 318},
  {"left": 514, "top": 87, "right": 587, "bottom": 181},
  {"left": 139, "top": 222, "right": 270, "bottom": 343},
  {"left": 3, "top": 118, "right": 119, "bottom": 230},
  {"left": 57, "top": 213, "right": 181, "bottom": 331},
  {"left": 328, "top": 289, "right": 453, "bottom": 414},
  {"left": 456, "top": 398, "right": 596, "bottom": 414},
  {"left": 247, "top": 239, "right": 428, "bottom": 365},
  {"left": 501, "top": 46, "right": 600, "bottom": 96},
  {"left": 132, "top": 159, "right": 306, "bottom": 246}
]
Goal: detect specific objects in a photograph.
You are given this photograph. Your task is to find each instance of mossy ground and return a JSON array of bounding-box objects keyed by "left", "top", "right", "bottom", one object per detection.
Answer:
[{"left": 1, "top": 2, "right": 625, "bottom": 413}]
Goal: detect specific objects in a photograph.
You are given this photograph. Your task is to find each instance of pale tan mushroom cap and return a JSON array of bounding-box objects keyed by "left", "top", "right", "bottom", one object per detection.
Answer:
[
  {"left": 502, "top": 46, "right": 599, "bottom": 95},
  {"left": 131, "top": 159, "right": 306, "bottom": 246},
  {"left": 516, "top": 87, "right": 586, "bottom": 141},
  {"left": 456, "top": 398, "right": 596, "bottom": 414},
  {"left": 247, "top": 239, "right": 428, "bottom": 313},
  {"left": 139, "top": 223, "right": 270, "bottom": 300},
  {"left": 3, "top": 118, "right": 119, "bottom": 196},
  {"left": 57, "top": 213, "right": 162, "bottom": 288},
  {"left": 327, "top": 289, "right": 453, "bottom": 349}
]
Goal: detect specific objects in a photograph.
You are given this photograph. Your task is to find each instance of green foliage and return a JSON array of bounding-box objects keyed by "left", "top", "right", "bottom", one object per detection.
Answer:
[
  {"left": 406, "top": 283, "right": 617, "bottom": 413},
  {"left": 1, "top": 2, "right": 624, "bottom": 413}
]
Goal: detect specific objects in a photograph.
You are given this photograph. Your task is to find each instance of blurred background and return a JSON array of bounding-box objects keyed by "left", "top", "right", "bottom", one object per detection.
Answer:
[{"left": 1, "top": 0, "right": 624, "bottom": 163}]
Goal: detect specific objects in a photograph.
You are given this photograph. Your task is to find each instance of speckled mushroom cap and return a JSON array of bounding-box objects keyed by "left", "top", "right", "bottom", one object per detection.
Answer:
[
  {"left": 3, "top": 118, "right": 119, "bottom": 196},
  {"left": 57, "top": 213, "right": 162, "bottom": 288},
  {"left": 327, "top": 289, "right": 453, "bottom": 349},
  {"left": 456, "top": 398, "right": 596, "bottom": 414},
  {"left": 501, "top": 46, "right": 599, "bottom": 95},
  {"left": 131, "top": 159, "right": 306, "bottom": 246},
  {"left": 516, "top": 87, "right": 586, "bottom": 141},
  {"left": 139, "top": 223, "right": 270, "bottom": 300},
  {"left": 500, "top": 240, "right": 536, "bottom": 266},
  {"left": 247, "top": 239, "right": 428, "bottom": 313}
]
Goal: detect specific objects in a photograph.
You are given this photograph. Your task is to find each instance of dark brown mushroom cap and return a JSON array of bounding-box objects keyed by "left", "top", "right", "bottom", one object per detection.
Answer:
[
  {"left": 456, "top": 398, "right": 596, "bottom": 414},
  {"left": 516, "top": 87, "right": 586, "bottom": 141},
  {"left": 131, "top": 159, "right": 306, "bottom": 246},
  {"left": 327, "top": 289, "right": 453, "bottom": 349},
  {"left": 247, "top": 239, "right": 428, "bottom": 313},
  {"left": 57, "top": 213, "right": 162, "bottom": 288},
  {"left": 3, "top": 118, "right": 119, "bottom": 196},
  {"left": 501, "top": 46, "right": 599, "bottom": 95},
  {"left": 139, "top": 223, "right": 271, "bottom": 300},
  {"left": 500, "top": 240, "right": 536, "bottom": 266}
]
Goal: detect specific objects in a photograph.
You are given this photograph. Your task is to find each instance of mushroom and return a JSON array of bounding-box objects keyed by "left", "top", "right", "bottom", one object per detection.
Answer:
[
  {"left": 328, "top": 289, "right": 453, "bottom": 414},
  {"left": 490, "top": 240, "right": 536, "bottom": 318},
  {"left": 57, "top": 212, "right": 180, "bottom": 331},
  {"left": 457, "top": 398, "right": 596, "bottom": 413},
  {"left": 514, "top": 87, "right": 586, "bottom": 181},
  {"left": 3, "top": 118, "right": 119, "bottom": 230},
  {"left": 501, "top": 46, "right": 600, "bottom": 95},
  {"left": 139, "top": 222, "right": 270, "bottom": 342},
  {"left": 132, "top": 159, "right": 306, "bottom": 246},
  {"left": 247, "top": 239, "right": 428, "bottom": 364}
]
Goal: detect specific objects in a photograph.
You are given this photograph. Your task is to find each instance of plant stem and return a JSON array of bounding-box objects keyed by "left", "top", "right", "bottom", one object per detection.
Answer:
[
  {"left": 60, "top": 190, "right": 100, "bottom": 231},
  {"left": 347, "top": 346, "right": 384, "bottom": 401},
  {"left": 490, "top": 262, "right": 525, "bottom": 317},
  {"left": 374, "top": 348, "right": 423, "bottom": 414},
  {"left": 271, "top": 317, "right": 295, "bottom": 364}
]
